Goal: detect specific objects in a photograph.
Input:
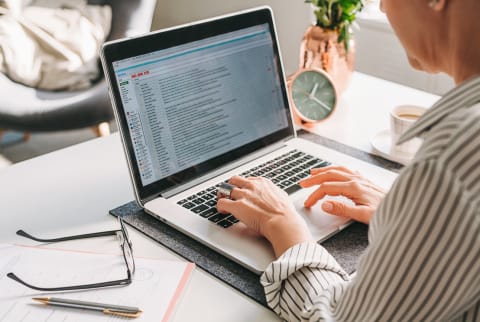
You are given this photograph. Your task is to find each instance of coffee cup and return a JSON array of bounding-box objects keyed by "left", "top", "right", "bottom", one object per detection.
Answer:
[{"left": 390, "top": 105, "right": 427, "bottom": 155}]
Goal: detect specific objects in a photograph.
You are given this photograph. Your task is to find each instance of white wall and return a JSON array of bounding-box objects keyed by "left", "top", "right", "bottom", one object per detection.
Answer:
[
  {"left": 355, "top": 18, "right": 454, "bottom": 95},
  {"left": 151, "top": 1, "right": 312, "bottom": 76},
  {"left": 151, "top": 2, "right": 455, "bottom": 95}
]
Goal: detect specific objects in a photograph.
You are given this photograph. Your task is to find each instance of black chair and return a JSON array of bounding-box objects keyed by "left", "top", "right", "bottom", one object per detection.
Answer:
[{"left": 0, "top": 0, "right": 157, "bottom": 141}]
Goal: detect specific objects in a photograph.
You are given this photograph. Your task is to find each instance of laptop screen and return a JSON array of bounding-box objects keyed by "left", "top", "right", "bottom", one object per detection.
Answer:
[
  {"left": 103, "top": 8, "right": 294, "bottom": 201},
  {"left": 113, "top": 24, "right": 289, "bottom": 187}
]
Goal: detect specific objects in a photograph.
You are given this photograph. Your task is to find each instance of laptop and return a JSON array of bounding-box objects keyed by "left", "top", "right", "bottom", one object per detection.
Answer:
[{"left": 101, "top": 6, "right": 396, "bottom": 274}]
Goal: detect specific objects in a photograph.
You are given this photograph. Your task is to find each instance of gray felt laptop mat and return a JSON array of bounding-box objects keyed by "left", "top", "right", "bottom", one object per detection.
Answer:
[{"left": 110, "top": 131, "right": 402, "bottom": 307}]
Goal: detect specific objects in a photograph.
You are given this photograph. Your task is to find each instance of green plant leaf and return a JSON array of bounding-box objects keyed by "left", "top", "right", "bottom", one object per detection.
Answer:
[{"left": 306, "top": 0, "right": 364, "bottom": 52}]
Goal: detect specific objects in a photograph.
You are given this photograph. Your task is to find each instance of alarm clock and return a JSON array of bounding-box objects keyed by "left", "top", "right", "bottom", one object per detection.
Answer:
[{"left": 287, "top": 68, "right": 338, "bottom": 123}]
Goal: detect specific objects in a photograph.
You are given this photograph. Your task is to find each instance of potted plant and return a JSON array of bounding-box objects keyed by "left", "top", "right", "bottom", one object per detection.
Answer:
[{"left": 300, "top": 0, "right": 365, "bottom": 94}]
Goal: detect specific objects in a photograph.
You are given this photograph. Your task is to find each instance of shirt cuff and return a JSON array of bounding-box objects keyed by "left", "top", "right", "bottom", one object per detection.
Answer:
[
  {"left": 261, "top": 242, "right": 348, "bottom": 283},
  {"left": 260, "top": 242, "right": 349, "bottom": 312}
]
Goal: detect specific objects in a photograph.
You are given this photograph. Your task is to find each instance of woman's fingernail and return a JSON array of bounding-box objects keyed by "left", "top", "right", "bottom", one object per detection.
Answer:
[{"left": 322, "top": 202, "right": 333, "bottom": 212}]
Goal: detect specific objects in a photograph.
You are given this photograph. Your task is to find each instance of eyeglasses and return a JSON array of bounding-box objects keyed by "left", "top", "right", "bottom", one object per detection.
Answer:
[{"left": 7, "top": 217, "right": 135, "bottom": 292}]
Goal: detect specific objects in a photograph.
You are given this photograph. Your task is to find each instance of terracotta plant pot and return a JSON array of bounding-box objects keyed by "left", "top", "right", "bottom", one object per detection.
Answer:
[{"left": 299, "top": 25, "right": 355, "bottom": 95}]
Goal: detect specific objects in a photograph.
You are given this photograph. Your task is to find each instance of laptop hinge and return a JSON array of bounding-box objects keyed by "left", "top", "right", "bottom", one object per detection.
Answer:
[{"left": 159, "top": 140, "right": 290, "bottom": 199}]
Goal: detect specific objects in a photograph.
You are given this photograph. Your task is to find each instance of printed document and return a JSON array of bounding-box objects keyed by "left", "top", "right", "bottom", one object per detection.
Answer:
[{"left": 0, "top": 244, "right": 194, "bottom": 322}]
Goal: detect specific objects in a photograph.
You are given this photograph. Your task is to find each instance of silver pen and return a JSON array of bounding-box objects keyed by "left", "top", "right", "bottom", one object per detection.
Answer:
[{"left": 32, "top": 297, "right": 143, "bottom": 318}]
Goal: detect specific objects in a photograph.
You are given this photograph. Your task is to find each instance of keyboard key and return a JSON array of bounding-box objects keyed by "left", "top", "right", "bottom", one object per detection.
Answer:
[
  {"left": 191, "top": 204, "right": 209, "bottom": 214},
  {"left": 199, "top": 208, "right": 217, "bottom": 218},
  {"left": 265, "top": 172, "right": 275, "bottom": 179},
  {"left": 291, "top": 175, "right": 303, "bottom": 182},
  {"left": 217, "top": 220, "right": 234, "bottom": 228},
  {"left": 299, "top": 164, "right": 311, "bottom": 170},
  {"left": 284, "top": 184, "right": 302, "bottom": 195},
  {"left": 177, "top": 199, "right": 188, "bottom": 205},
  {"left": 197, "top": 191, "right": 206, "bottom": 196},
  {"left": 300, "top": 171, "right": 310, "bottom": 177},
  {"left": 305, "top": 160, "right": 320, "bottom": 167},
  {"left": 206, "top": 193, "right": 217, "bottom": 199},
  {"left": 316, "top": 161, "right": 331, "bottom": 168},
  {"left": 282, "top": 180, "right": 293, "bottom": 186},
  {"left": 192, "top": 198, "right": 205, "bottom": 205},
  {"left": 182, "top": 202, "right": 196, "bottom": 209},
  {"left": 207, "top": 187, "right": 216, "bottom": 192},
  {"left": 208, "top": 213, "right": 229, "bottom": 223},
  {"left": 206, "top": 200, "right": 217, "bottom": 207},
  {"left": 226, "top": 215, "right": 239, "bottom": 223}
]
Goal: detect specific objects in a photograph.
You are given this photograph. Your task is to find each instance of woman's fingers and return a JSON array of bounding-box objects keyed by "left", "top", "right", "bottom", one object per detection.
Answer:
[
  {"left": 304, "top": 181, "right": 360, "bottom": 208},
  {"left": 300, "top": 169, "right": 353, "bottom": 188},
  {"left": 229, "top": 186, "right": 249, "bottom": 200},
  {"left": 310, "top": 165, "right": 359, "bottom": 176},
  {"left": 216, "top": 198, "right": 248, "bottom": 219},
  {"left": 229, "top": 175, "right": 254, "bottom": 189},
  {"left": 322, "top": 201, "right": 372, "bottom": 224}
]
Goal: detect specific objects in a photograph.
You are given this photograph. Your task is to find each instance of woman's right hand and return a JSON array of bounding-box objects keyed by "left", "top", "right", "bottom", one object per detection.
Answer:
[{"left": 299, "top": 166, "right": 387, "bottom": 224}]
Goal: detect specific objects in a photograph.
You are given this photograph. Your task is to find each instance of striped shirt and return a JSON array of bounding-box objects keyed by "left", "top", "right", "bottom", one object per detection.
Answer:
[{"left": 260, "top": 75, "right": 480, "bottom": 322}]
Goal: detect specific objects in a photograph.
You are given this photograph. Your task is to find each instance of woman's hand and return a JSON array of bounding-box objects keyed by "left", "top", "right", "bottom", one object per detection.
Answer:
[
  {"left": 300, "top": 166, "right": 386, "bottom": 224},
  {"left": 216, "top": 176, "right": 313, "bottom": 258}
]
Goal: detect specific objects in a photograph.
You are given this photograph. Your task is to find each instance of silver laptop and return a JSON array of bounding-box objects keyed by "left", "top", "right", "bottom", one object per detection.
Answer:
[{"left": 101, "top": 6, "right": 396, "bottom": 274}]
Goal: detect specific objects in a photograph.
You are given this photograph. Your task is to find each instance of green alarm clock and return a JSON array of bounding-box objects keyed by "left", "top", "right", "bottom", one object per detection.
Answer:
[{"left": 288, "top": 68, "right": 337, "bottom": 123}]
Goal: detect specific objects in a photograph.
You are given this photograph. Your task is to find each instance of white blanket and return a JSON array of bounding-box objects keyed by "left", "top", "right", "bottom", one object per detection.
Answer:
[{"left": 0, "top": 0, "right": 111, "bottom": 90}]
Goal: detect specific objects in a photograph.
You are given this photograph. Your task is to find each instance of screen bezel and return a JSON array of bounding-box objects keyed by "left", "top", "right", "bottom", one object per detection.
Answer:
[{"left": 102, "top": 7, "right": 294, "bottom": 203}]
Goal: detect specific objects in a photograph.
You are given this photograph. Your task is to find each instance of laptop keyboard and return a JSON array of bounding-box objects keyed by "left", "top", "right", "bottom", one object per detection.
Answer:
[{"left": 176, "top": 150, "right": 330, "bottom": 229}]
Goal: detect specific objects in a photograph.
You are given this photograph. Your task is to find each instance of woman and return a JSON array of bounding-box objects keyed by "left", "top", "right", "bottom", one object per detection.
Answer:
[{"left": 217, "top": 0, "right": 480, "bottom": 321}]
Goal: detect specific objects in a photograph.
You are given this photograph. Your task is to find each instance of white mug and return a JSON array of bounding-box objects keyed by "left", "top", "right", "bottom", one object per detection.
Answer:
[{"left": 390, "top": 105, "right": 427, "bottom": 155}]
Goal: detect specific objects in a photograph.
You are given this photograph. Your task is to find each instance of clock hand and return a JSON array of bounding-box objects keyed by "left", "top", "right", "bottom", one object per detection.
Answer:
[
  {"left": 311, "top": 96, "right": 332, "bottom": 112},
  {"left": 308, "top": 83, "right": 319, "bottom": 99}
]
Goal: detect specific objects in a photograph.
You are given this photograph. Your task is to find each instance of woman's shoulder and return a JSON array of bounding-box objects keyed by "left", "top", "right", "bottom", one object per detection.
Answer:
[
  {"left": 405, "top": 103, "right": 480, "bottom": 197},
  {"left": 414, "top": 103, "right": 480, "bottom": 164}
]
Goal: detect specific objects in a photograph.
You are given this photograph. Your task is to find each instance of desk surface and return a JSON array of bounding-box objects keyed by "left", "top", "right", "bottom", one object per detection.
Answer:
[
  {"left": 0, "top": 133, "right": 277, "bottom": 322},
  {"left": 305, "top": 73, "right": 440, "bottom": 154},
  {"left": 0, "top": 72, "right": 439, "bottom": 321}
]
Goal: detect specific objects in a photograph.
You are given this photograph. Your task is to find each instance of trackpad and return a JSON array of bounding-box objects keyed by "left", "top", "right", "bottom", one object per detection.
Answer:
[{"left": 291, "top": 187, "right": 353, "bottom": 239}]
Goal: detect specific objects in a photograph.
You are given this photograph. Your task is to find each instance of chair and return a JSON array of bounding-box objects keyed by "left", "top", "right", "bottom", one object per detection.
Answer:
[{"left": 0, "top": 0, "right": 157, "bottom": 141}]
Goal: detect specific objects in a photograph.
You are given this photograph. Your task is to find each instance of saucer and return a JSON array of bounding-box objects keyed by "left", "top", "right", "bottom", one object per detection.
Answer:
[{"left": 370, "top": 129, "right": 415, "bottom": 166}]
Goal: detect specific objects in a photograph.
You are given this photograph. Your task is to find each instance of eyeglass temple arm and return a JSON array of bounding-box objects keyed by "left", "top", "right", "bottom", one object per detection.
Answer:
[
  {"left": 16, "top": 229, "right": 121, "bottom": 243},
  {"left": 6, "top": 272, "right": 132, "bottom": 292}
]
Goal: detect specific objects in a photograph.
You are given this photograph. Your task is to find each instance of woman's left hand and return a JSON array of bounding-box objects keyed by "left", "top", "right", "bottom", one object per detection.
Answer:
[
  {"left": 216, "top": 176, "right": 313, "bottom": 258},
  {"left": 300, "top": 166, "right": 386, "bottom": 224}
]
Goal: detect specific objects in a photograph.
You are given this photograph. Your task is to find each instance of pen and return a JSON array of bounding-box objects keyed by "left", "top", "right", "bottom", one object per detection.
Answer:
[{"left": 32, "top": 297, "right": 143, "bottom": 318}]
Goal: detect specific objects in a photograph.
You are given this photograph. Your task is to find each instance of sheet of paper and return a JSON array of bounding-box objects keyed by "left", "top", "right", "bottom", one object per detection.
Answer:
[{"left": 0, "top": 244, "right": 194, "bottom": 322}]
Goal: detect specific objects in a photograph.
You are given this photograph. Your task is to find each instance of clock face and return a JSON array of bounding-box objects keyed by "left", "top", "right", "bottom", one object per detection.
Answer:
[{"left": 291, "top": 69, "right": 336, "bottom": 122}]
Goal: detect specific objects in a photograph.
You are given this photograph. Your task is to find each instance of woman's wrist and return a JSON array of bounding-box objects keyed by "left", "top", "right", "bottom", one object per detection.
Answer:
[{"left": 264, "top": 216, "right": 313, "bottom": 258}]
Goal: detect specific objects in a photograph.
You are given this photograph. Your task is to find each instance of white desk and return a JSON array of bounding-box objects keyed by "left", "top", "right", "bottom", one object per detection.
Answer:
[
  {"left": 0, "top": 134, "right": 277, "bottom": 322},
  {"left": 305, "top": 72, "right": 440, "bottom": 154},
  {"left": 0, "top": 72, "right": 439, "bottom": 321}
]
